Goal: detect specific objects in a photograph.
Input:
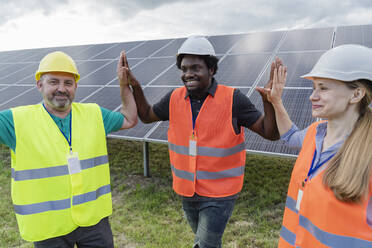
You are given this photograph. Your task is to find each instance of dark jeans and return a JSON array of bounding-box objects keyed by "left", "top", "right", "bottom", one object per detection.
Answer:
[
  {"left": 34, "top": 217, "right": 114, "bottom": 248},
  {"left": 182, "top": 199, "right": 236, "bottom": 248}
]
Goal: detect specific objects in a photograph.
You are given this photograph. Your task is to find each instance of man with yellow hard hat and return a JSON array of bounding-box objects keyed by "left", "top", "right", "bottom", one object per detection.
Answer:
[{"left": 0, "top": 51, "right": 137, "bottom": 247}]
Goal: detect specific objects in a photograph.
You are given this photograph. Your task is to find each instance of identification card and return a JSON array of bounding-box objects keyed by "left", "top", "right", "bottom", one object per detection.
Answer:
[
  {"left": 67, "top": 152, "right": 81, "bottom": 174},
  {"left": 189, "top": 140, "right": 197, "bottom": 156},
  {"left": 296, "top": 189, "right": 303, "bottom": 211}
]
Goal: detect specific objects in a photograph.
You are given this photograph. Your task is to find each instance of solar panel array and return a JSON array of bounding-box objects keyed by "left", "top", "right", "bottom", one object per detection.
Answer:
[{"left": 1, "top": 24, "right": 371, "bottom": 157}]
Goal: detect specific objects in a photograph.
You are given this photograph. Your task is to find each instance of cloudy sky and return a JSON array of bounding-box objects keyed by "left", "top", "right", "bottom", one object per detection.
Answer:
[{"left": 0, "top": 0, "right": 371, "bottom": 52}]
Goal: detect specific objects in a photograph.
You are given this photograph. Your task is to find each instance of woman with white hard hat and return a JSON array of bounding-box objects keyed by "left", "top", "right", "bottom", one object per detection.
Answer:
[{"left": 264, "top": 44, "right": 372, "bottom": 247}]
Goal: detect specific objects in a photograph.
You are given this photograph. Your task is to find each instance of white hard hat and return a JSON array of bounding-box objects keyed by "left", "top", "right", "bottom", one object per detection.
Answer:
[
  {"left": 177, "top": 36, "right": 216, "bottom": 56},
  {"left": 301, "top": 44, "right": 372, "bottom": 81}
]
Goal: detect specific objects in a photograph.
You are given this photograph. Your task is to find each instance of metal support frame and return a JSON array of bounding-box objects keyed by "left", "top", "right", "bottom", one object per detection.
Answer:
[{"left": 143, "top": 141, "right": 150, "bottom": 177}]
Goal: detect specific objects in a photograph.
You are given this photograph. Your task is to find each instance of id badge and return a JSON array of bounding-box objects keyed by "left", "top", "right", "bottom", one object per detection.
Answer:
[
  {"left": 296, "top": 189, "right": 303, "bottom": 211},
  {"left": 189, "top": 138, "right": 197, "bottom": 156},
  {"left": 67, "top": 152, "right": 81, "bottom": 174}
]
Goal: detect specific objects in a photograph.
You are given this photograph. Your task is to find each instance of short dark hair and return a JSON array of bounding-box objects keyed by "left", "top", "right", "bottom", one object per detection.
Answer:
[{"left": 176, "top": 54, "right": 219, "bottom": 75}]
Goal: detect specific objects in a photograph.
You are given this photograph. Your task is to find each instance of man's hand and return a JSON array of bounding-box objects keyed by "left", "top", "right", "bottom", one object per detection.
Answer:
[{"left": 117, "top": 51, "right": 132, "bottom": 86}]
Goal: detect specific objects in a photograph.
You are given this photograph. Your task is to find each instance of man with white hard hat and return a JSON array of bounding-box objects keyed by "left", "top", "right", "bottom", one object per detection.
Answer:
[
  {"left": 126, "top": 36, "right": 280, "bottom": 248},
  {"left": 0, "top": 51, "right": 137, "bottom": 247}
]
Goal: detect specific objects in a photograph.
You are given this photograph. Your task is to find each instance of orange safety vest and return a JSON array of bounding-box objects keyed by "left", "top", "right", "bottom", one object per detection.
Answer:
[
  {"left": 278, "top": 121, "right": 372, "bottom": 247},
  {"left": 168, "top": 85, "right": 246, "bottom": 197}
]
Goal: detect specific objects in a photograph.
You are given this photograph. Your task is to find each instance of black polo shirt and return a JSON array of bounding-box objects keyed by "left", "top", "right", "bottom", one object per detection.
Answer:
[{"left": 153, "top": 79, "right": 262, "bottom": 134}]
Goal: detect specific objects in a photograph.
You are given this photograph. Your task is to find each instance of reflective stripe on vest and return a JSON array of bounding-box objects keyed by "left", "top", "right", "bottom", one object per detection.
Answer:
[
  {"left": 280, "top": 225, "right": 296, "bottom": 246},
  {"left": 169, "top": 141, "right": 245, "bottom": 157},
  {"left": 11, "top": 103, "right": 111, "bottom": 242},
  {"left": 298, "top": 215, "right": 372, "bottom": 247},
  {"left": 171, "top": 164, "right": 245, "bottom": 181},
  {"left": 279, "top": 196, "right": 298, "bottom": 245},
  {"left": 14, "top": 184, "right": 111, "bottom": 215},
  {"left": 168, "top": 85, "right": 246, "bottom": 197},
  {"left": 11, "top": 155, "right": 108, "bottom": 181}
]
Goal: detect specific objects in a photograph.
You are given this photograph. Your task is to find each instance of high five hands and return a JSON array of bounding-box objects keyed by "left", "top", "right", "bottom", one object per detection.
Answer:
[
  {"left": 117, "top": 51, "right": 138, "bottom": 87},
  {"left": 255, "top": 57, "right": 287, "bottom": 105}
]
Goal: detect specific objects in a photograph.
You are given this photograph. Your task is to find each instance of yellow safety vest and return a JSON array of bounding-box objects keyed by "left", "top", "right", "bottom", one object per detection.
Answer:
[{"left": 11, "top": 103, "right": 112, "bottom": 242}]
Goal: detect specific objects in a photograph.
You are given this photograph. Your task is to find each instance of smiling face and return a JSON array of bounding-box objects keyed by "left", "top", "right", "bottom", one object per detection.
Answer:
[
  {"left": 309, "top": 78, "right": 357, "bottom": 120},
  {"left": 180, "top": 55, "right": 214, "bottom": 98},
  {"left": 37, "top": 71, "right": 77, "bottom": 113}
]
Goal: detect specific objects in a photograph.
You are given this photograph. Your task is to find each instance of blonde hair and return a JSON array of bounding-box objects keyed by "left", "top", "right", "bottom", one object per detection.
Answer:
[{"left": 323, "top": 79, "right": 372, "bottom": 202}]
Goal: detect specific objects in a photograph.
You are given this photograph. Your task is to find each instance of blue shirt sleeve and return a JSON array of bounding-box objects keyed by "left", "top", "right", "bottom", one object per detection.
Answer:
[
  {"left": 281, "top": 124, "right": 308, "bottom": 150},
  {"left": 100, "top": 107, "right": 125, "bottom": 135},
  {"left": 0, "top": 109, "right": 16, "bottom": 152}
]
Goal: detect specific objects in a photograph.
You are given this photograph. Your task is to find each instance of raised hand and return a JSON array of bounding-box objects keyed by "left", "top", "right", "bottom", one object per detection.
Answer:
[
  {"left": 255, "top": 57, "right": 287, "bottom": 104},
  {"left": 269, "top": 62, "right": 287, "bottom": 104},
  {"left": 117, "top": 51, "right": 132, "bottom": 86}
]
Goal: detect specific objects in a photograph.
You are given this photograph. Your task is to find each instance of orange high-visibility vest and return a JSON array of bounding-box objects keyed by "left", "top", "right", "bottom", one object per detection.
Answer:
[
  {"left": 168, "top": 85, "right": 246, "bottom": 197},
  {"left": 278, "top": 121, "right": 372, "bottom": 247}
]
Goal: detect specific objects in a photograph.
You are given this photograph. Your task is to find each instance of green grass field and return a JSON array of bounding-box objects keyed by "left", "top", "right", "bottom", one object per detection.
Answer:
[{"left": 0, "top": 139, "right": 295, "bottom": 248}]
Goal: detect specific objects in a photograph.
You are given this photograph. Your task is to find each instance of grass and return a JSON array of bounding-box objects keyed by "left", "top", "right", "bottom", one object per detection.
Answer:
[{"left": 0, "top": 139, "right": 295, "bottom": 248}]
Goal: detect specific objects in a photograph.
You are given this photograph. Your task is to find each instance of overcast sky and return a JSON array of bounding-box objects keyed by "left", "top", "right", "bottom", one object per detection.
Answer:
[{"left": 0, "top": 0, "right": 371, "bottom": 52}]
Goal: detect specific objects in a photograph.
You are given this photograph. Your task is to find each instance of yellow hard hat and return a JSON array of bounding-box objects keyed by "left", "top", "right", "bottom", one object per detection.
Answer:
[{"left": 35, "top": 51, "right": 80, "bottom": 82}]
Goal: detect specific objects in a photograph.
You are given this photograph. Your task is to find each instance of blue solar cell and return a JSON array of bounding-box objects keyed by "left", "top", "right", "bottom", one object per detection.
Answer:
[
  {"left": 127, "top": 39, "right": 173, "bottom": 58},
  {"left": 0, "top": 63, "right": 37, "bottom": 84},
  {"left": 73, "top": 43, "right": 117, "bottom": 60},
  {"left": 91, "top": 41, "right": 144, "bottom": 60},
  {"left": 132, "top": 57, "right": 175, "bottom": 85},
  {"left": 81, "top": 86, "right": 122, "bottom": 110},
  {"left": 74, "top": 86, "right": 102, "bottom": 102},
  {"left": 17, "top": 48, "right": 55, "bottom": 63},
  {"left": 77, "top": 60, "right": 110, "bottom": 80},
  {"left": 257, "top": 51, "right": 324, "bottom": 87},
  {"left": 1, "top": 49, "right": 36, "bottom": 63},
  {"left": 57, "top": 44, "right": 94, "bottom": 60},
  {"left": 334, "top": 24, "right": 372, "bottom": 48},
  {"left": 244, "top": 89, "right": 315, "bottom": 155},
  {"left": 151, "top": 38, "right": 186, "bottom": 57},
  {"left": 0, "top": 64, "right": 26, "bottom": 79},
  {"left": 0, "top": 87, "right": 41, "bottom": 110},
  {"left": 208, "top": 34, "right": 246, "bottom": 54},
  {"left": 230, "top": 31, "right": 284, "bottom": 54},
  {"left": 279, "top": 27, "right": 333, "bottom": 51},
  {"left": 215, "top": 54, "right": 270, "bottom": 86},
  {"left": 0, "top": 85, "right": 33, "bottom": 103},
  {"left": 150, "top": 64, "right": 181, "bottom": 86},
  {"left": 112, "top": 86, "right": 174, "bottom": 138},
  {"left": 78, "top": 60, "right": 116, "bottom": 85}
]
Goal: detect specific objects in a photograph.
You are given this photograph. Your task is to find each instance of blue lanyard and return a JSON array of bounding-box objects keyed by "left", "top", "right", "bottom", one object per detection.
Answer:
[
  {"left": 190, "top": 100, "right": 196, "bottom": 131},
  {"left": 305, "top": 150, "right": 334, "bottom": 182},
  {"left": 42, "top": 104, "right": 72, "bottom": 152}
]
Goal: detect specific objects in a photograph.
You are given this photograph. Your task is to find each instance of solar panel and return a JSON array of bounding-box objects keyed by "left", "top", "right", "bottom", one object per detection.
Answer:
[
  {"left": 244, "top": 89, "right": 315, "bottom": 155},
  {"left": 0, "top": 87, "right": 41, "bottom": 110},
  {"left": 215, "top": 54, "right": 271, "bottom": 86},
  {"left": 111, "top": 86, "right": 175, "bottom": 139},
  {"left": 1, "top": 24, "right": 371, "bottom": 157},
  {"left": 132, "top": 57, "right": 175, "bottom": 85},
  {"left": 279, "top": 27, "right": 334, "bottom": 51},
  {"left": 208, "top": 34, "right": 247, "bottom": 54},
  {"left": 0, "top": 63, "right": 37, "bottom": 84},
  {"left": 230, "top": 31, "right": 284, "bottom": 54},
  {"left": 78, "top": 60, "right": 117, "bottom": 85},
  {"left": 257, "top": 51, "right": 324, "bottom": 87},
  {"left": 127, "top": 39, "right": 173, "bottom": 58},
  {"left": 334, "top": 24, "right": 372, "bottom": 48},
  {"left": 91, "top": 41, "right": 144, "bottom": 60}
]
